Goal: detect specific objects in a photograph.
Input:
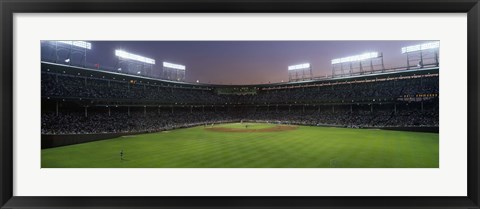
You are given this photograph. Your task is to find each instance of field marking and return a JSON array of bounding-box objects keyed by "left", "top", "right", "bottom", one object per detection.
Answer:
[{"left": 205, "top": 125, "right": 297, "bottom": 133}]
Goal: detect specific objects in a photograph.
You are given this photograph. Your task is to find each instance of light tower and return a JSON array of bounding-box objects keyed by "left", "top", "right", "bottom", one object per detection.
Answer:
[
  {"left": 288, "top": 63, "right": 312, "bottom": 82},
  {"left": 41, "top": 41, "right": 92, "bottom": 67},
  {"left": 114, "top": 50, "right": 155, "bottom": 77},
  {"left": 163, "top": 62, "right": 186, "bottom": 82},
  {"left": 331, "top": 52, "right": 384, "bottom": 78},
  {"left": 401, "top": 41, "right": 439, "bottom": 69}
]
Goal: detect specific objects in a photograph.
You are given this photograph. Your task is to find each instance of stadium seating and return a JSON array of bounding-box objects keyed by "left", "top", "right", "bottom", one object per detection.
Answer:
[{"left": 41, "top": 70, "right": 439, "bottom": 134}]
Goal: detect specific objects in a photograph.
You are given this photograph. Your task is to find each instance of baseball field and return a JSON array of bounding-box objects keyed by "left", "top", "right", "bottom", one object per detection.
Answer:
[{"left": 41, "top": 123, "right": 439, "bottom": 168}]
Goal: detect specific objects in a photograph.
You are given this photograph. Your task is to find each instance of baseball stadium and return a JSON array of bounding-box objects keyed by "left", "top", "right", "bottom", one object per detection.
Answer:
[{"left": 41, "top": 41, "right": 439, "bottom": 168}]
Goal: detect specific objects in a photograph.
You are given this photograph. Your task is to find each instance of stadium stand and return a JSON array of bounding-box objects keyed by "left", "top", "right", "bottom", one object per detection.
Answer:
[{"left": 41, "top": 62, "right": 439, "bottom": 135}]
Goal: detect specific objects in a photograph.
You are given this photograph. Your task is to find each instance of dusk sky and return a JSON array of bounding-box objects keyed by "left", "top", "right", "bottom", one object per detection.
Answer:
[{"left": 43, "top": 41, "right": 433, "bottom": 85}]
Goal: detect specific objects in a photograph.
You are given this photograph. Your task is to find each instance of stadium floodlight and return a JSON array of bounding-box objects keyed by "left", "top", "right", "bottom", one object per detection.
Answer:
[
  {"left": 57, "top": 41, "right": 92, "bottom": 50},
  {"left": 331, "top": 52, "right": 379, "bottom": 64},
  {"left": 163, "top": 62, "right": 186, "bottom": 70},
  {"left": 163, "top": 62, "right": 186, "bottom": 81},
  {"left": 401, "top": 41, "right": 439, "bottom": 54},
  {"left": 288, "top": 63, "right": 310, "bottom": 71},
  {"left": 115, "top": 50, "right": 155, "bottom": 64},
  {"left": 64, "top": 58, "right": 70, "bottom": 63}
]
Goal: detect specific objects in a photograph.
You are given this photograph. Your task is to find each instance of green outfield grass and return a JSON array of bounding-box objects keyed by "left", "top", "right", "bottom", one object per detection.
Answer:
[{"left": 41, "top": 123, "right": 439, "bottom": 168}]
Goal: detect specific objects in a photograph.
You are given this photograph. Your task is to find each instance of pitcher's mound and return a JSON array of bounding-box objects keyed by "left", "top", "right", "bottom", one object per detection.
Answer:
[{"left": 206, "top": 125, "right": 298, "bottom": 133}]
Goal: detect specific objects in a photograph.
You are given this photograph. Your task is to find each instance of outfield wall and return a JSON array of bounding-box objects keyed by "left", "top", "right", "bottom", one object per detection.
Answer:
[
  {"left": 41, "top": 132, "right": 142, "bottom": 149},
  {"left": 42, "top": 122, "right": 438, "bottom": 149},
  {"left": 242, "top": 120, "right": 439, "bottom": 133},
  {"left": 42, "top": 120, "right": 238, "bottom": 149},
  {"left": 369, "top": 126, "right": 439, "bottom": 133}
]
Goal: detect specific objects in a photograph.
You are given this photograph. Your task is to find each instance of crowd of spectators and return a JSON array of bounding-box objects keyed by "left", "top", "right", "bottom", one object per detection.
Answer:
[
  {"left": 41, "top": 109, "right": 238, "bottom": 134},
  {"left": 42, "top": 72, "right": 439, "bottom": 105},
  {"left": 42, "top": 104, "right": 438, "bottom": 134},
  {"left": 246, "top": 108, "right": 438, "bottom": 127},
  {"left": 41, "top": 71, "right": 439, "bottom": 134}
]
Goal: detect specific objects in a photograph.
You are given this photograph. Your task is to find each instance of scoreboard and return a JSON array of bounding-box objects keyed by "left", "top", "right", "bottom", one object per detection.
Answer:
[{"left": 215, "top": 87, "right": 258, "bottom": 95}]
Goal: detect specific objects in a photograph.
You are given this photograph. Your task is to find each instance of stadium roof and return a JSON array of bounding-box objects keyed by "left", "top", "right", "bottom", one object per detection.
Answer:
[{"left": 41, "top": 61, "right": 209, "bottom": 88}]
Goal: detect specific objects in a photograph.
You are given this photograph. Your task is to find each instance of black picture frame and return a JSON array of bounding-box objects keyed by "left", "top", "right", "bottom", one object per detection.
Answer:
[{"left": 1, "top": 0, "right": 479, "bottom": 208}]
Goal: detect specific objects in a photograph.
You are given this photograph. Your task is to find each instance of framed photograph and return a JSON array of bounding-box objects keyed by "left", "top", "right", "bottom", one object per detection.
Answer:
[{"left": 1, "top": 0, "right": 479, "bottom": 208}]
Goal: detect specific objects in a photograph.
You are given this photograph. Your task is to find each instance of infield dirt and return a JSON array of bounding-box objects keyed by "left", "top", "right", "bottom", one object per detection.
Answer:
[{"left": 205, "top": 125, "right": 297, "bottom": 133}]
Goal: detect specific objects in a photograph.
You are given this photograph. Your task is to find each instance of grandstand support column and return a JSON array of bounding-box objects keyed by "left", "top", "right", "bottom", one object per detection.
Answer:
[
  {"left": 276, "top": 105, "right": 278, "bottom": 113},
  {"left": 171, "top": 106, "right": 174, "bottom": 114},
  {"left": 350, "top": 104, "right": 353, "bottom": 113},
  {"left": 190, "top": 106, "right": 193, "bottom": 113},
  {"left": 370, "top": 104, "right": 373, "bottom": 113},
  {"left": 108, "top": 80, "right": 110, "bottom": 87},
  {"left": 55, "top": 41, "right": 58, "bottom": 63},
  {"left": 381, "top": 53, "right": 385, "bottom": 72},
  {"left": 421, "top": 100, "right": 424, "bottom": 112},
  {"left": 108, "top": 107, "right": 111, "bottom": 116},
  {"left": 84, "top": 77, "right": 87, "bottom": 86},
  {"left": 68, "top": 44, "right": 72, "bottom": 66},
  {"left": 309, "top": 67, "right": 313, "bottom": 80},
  {"left": 359, "top": 62, "right": 363, "bottom": 75},
  {"left": 202, "top": 105, "right": 204, "bottom": 113},
  {"left": 406, "top": 52, "right": 410, "bottom": 69},
  {"left": 370, "top": 59, "right": 374, "bottom": 72},
  {"left": 394, "top": 103, "right": 397, "bottom": 114},
  {"left": 420, "top": 51, "right": 424, "bottom": 68},
  {"left": 332, "top": 105, "right": 335, "bottom": 113},
  {"left": 128, "top": 106, "right": 130, "bottom": 116},
  {"left": 303, "top": 105, "right": 305, "bottom": 113},
  {"left": 84, "top": 106, "right": 88, "bottom": 117},
  {"left": 144, "top": 106, "right": 146, "bottom": 116},
  {"left": 83, "top": 47, "right": 87, "bottom": 67},
  {"left": 68, "top": 44, "right": 73, "bottom": 65}
]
